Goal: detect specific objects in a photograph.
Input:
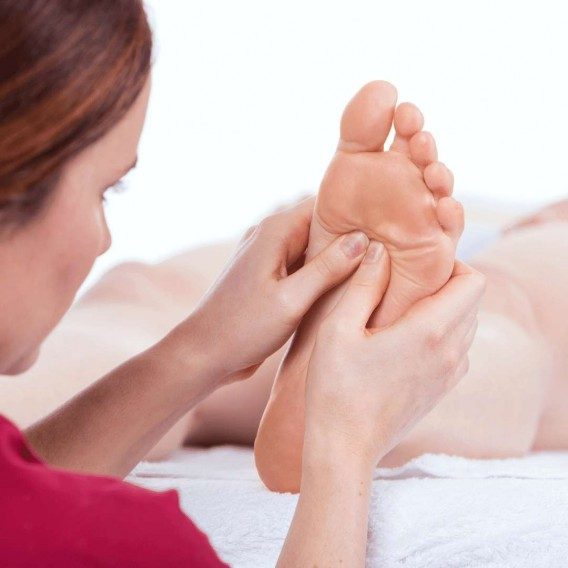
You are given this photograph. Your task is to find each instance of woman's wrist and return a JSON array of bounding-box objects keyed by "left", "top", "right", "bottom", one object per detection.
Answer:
[
  {"left": 302, "top": 425, "right": 380, "bottom": 484},
  {"left": 279, "top": 433, "right": 374, "bottom": 568},
  {"left": 153, "top": 317, "right": 228, "bottom": 401}
]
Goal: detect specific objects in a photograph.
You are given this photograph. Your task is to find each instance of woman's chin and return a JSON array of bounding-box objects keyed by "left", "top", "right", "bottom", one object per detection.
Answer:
[{"left": 2, "top": 348, "right": 40, "bottom": 376}]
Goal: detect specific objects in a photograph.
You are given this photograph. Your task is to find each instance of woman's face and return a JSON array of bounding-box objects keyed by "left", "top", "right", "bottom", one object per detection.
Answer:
[{"left": 0, "top": 80, "right": 151, "bottom": 375}]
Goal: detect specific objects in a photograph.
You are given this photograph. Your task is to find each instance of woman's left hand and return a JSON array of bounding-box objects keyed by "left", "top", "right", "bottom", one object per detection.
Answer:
[{"left": 172, "top": 197, "right": 369, "bottom": 384}]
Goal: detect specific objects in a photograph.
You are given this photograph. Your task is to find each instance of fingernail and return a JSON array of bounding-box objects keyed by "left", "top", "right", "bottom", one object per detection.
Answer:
[
  {"left": 341, "top": 231, "right": 369, "bottom": 259},
  {"left": 363, "top": 241, "right": 385, "bottom": 263}
]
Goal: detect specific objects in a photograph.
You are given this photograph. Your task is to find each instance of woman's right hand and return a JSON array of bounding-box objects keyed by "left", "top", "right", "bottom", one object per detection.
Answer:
[
  {"left": 303, "top": 241, "right": 486, "bottom": 472},
  {"left": 278, "top": 242, "right": 485, "bottom": 567}
]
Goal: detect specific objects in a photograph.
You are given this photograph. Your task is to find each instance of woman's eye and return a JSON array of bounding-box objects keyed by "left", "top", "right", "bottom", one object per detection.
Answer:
[{"left": 102, "top": 180, "right": 127, "bottom": 203}]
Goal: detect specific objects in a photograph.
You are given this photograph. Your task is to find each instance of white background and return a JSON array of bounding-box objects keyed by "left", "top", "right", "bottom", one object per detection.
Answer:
[{"left": 87, "top": 0, "right": 568, "bottom": 289}]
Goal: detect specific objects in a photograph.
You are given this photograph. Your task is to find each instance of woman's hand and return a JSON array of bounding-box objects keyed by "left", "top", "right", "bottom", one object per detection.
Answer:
[
  {"left": 303, "top": 241, "right": 486, "bottom": 472},
  {"left": 171, "top": 197, "right": 370, "bottom": 385},
  {"left": 278, "top": 243, "right": 485, "bottom": 568}
]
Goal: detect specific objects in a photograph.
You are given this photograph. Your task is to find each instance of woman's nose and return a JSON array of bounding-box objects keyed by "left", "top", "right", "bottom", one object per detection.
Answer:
[{"left": 99, "top": 221, "right": 112, "bottom": 256}]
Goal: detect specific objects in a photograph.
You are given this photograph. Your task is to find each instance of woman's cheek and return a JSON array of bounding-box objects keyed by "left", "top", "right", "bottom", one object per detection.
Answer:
[{"left": 57, "top": 204, "right": 106, "bottom": 301}]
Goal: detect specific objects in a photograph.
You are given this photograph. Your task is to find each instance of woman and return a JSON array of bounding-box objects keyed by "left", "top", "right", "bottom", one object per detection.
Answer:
[{"left": 0, "top": 1, "right": 482, "bottom": 565}]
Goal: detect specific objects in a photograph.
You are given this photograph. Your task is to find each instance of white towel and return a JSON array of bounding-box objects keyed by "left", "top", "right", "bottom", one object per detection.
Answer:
[{"left": 129, "top": 448, "right": 568, "bottom": 567}]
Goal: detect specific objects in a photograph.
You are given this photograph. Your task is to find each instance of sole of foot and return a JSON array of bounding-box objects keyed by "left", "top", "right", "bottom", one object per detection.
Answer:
[{"left": 308, "top": 80, "right": 463, "bottom": 326}]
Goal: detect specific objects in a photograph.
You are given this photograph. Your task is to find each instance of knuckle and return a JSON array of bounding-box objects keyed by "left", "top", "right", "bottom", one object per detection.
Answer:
[
  {"left": 275, "top": 286, "right": 299, "bottom": 318},
  {"left": 440, "top": 349, "right": 460, "bottom": 377},
  {"left": 241, "top": 224, "right": 258, "bottom": 242},
  {"left": 471, "top": 271, "right": 487, "bottom": 295},
  {"left": 352, "top": 276, "right": 376, "bottom": 291},
  {"left": 259, "top": 210, "right": 289, "bottom": 233},
  {"left": 257, "top": 215, "right": 278, "bottom": 233},
  {"left": 449, "top": 356, "right": 469, "bottom": 386},
  {"left": 461, "top": 356, "right": 470, "bottom": 376},
  {"left": 313, "top": 252, "right": 337, "bottom": 278},
  {"left": 425, "top": 326, "right": 445, "bottom": 351}
]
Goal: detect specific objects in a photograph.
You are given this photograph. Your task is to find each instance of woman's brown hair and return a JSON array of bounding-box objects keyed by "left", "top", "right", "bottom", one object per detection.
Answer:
[{"left": 0, "top": 0, "right": 153, "bottom": 225}]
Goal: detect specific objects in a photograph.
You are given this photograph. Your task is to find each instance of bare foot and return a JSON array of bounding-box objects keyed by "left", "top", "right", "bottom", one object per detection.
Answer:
[{"left": 254, "top": 81, "right": 464, "bottom": 492}]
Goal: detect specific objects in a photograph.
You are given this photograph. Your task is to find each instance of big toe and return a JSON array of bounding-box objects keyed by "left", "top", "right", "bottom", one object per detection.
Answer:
[{"left": 339, "top": 80, "right": 398, "bottom": 153}]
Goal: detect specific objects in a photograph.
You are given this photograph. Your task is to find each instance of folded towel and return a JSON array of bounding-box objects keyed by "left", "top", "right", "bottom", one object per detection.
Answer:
[{"left": 130, "top": 448, "right": 568, "bottom": 567}]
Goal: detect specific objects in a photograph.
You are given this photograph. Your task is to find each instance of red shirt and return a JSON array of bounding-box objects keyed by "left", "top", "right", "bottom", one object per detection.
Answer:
[{"left": 0, "top": 415, "right": 228, "bottom": 567}]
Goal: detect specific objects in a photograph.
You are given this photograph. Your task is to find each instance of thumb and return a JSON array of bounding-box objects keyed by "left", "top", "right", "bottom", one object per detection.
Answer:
[
  {"left": 281, "top": 231, "right": 369, "bottom": 315},
  {"left": 330, "top": 241, "right": 390, "bottom": 328}
]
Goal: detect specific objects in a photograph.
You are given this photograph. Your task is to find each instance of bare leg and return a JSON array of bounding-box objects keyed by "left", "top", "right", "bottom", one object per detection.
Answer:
[{"left": 256, "top": 185, "right": 568, "bottom": 489}]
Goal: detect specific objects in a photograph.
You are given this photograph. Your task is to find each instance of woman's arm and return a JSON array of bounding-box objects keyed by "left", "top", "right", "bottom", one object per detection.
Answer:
[
  {"left": 25, "top": 198, "right": 370, "bottom": 477},
  {"left": 279, "top": 243, "right": 485, "bottom": 566},
  {"left": 279, "top": 447, "right": 373, "bottom": 567},
  {"left": 25, "top": 331, "right": 216, "bottom": 477},
  {"left": 1, "top": 240, "right": 283, "bottom": 460}
]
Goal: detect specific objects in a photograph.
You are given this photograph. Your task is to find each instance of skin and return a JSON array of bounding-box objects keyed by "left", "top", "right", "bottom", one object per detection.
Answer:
[
  {"left": 504, "top": 198, "right": 568, "bottom": 233},
  {"left": 0, "top": 80, "right": 149, "bottom": 376},
  {"left": 0, "top": 74, "right": 485, "bottom": 566},
  {"left": 255, "top": 81, "right": 466, "bottom": 492},
  {"left": 279, "top": 251, "right": 484, "bottom": 565}
]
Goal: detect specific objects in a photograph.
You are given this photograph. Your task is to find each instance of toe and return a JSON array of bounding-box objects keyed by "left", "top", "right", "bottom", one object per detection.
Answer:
[
  {"left": 409, "top": 131, "right": 438, "bottom": 169},
  {"left": 390, "top": 102, "right": 424, "bottom": 155},
  {"left": 437, "top": 197, "right": 464, "bottom": 242},
  {"left": 424, "top": 161, "right": 454, "bottom": 199},
  {"left": 339, "top": 80, "right": 398, "bottom": 153}
]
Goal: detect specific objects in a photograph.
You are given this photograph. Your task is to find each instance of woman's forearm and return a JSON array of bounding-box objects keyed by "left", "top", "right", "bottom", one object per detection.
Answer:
[
  {"left": 25, "top": 323, "right": 218, "bottom": 478},
  {"left": 278, "top": 449, "right": 374, "bottom": 567}
]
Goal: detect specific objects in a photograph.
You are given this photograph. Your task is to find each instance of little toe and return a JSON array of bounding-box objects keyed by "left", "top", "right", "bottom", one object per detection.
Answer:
[
  {"left": 409, "top": 131, "right": 438, "bottom": 170},
  {"left": 339, "top": 80, "right": 398, "bottom": 153},
  {"left": 424, "top": 161, "right": 454, "bottom": 199},
  {"left": 437, "top": 197, "right": 465, "bottom": 242},
  {"left": 390, "top": 102, "right": 424, "bottom": 155}
]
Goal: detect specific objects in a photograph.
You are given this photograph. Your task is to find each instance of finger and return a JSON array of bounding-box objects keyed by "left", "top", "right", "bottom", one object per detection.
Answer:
[
  {"left": 280, "top": 197, "right": 317, "bottom": 264},
  {"left": 460, "top": 316, "right": 479, "bottom": 355},
  {"left": 450, "top": 309, "right": 478, "bottom": 349},
  {"left": 255, "top": 197, "right": 316, "bottom": 267},
  {"left": 281, "top": 231, "right": 370, "bottom": 315},
  {"left": 238, "top": 224, "right": 258, "bottom": 247},
  {"left": 448, "top": 355, "right": 470, "bottom": 389},
  {"left": 329, "top": 241, "right": 391, "bottom": 328},
  {"left": 403, "top": 261, "right": 486, "bottom": 334}
]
